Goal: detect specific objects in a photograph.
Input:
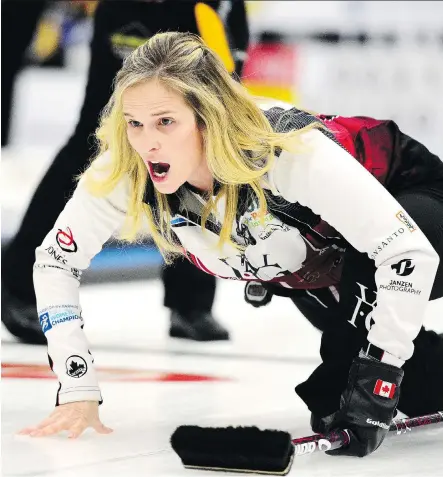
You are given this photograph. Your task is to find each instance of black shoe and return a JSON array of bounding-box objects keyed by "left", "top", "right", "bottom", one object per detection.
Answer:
[
  {"left": 169, "top": 310, "right": 230, "bottom": 342},
  {"left": 1, "top": 284, "right": 46, "bottom": 345}
]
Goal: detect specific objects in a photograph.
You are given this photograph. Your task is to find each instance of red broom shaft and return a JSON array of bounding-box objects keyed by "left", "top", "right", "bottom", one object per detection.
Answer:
[
  {"left": 291, "top": 411, "right": 443, "bottom": 456},
  {"left": 390, "top": 411, "right": 443, "bottom": 433}
]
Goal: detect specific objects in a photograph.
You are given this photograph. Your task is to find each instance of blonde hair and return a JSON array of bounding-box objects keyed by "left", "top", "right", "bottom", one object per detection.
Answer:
[{"left": 83, "top": 32, "right": 321, "bottom": 262}]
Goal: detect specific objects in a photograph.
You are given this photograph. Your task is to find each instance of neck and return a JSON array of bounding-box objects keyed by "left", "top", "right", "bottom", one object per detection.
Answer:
[{"left": 187, "top": 164, "right": 214, "bottom": 193}]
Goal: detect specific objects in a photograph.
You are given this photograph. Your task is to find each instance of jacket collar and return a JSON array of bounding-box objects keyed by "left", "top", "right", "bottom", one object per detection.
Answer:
[
  {"left": 142, "top": 179, "right": 224, "bottom": 214},
  {"left": 142, "top": 179, "right": 254, "bottom": 224}
]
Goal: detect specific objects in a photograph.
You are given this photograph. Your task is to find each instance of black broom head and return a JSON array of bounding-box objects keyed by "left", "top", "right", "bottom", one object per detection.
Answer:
[{"left": 170, "top": 425, "right": 294, "bottom": 475}]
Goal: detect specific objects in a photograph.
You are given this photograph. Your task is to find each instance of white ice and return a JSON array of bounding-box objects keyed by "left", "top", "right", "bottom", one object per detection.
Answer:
[{"left": 2, "top": 281, "right": 442, "bottom": 477}]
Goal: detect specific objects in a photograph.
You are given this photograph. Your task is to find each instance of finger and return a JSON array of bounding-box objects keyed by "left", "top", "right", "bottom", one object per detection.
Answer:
[
  {"left": 18, "top": 427, "right": 37, "bottom": 435},
  {"left": 68, "top": 422, "right": 88, "bottom": 439},
  {"left": 30, "top": 420, "right": 68, "bottom": 437},
  {"left": 18, "top": 413, "right": 62, "bottom": 435},
  {"left": 34, "top": 416, "right": 60, "bottom": 429},
  {"left": 27, "top": 416, "right": 61, "bottom": 434},
  {"left": 92, "top": 421, "right": 114, "bottom": 435}
]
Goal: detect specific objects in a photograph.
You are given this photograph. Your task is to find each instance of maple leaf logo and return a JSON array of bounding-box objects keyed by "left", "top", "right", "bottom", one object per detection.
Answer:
[
  {"left": 70, "top": 361, "right": 84, "bottom": 374},
  {"left": 382, "top": 385, "right": 390, "bottom": 394},
  {"left": 66, "top": 355, "right": 87, "bottom": 378}
]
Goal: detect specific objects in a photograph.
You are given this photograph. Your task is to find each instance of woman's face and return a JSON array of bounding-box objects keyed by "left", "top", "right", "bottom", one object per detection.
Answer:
[{"left": 122, "top": 79, "right": 213, "bottom": 194}]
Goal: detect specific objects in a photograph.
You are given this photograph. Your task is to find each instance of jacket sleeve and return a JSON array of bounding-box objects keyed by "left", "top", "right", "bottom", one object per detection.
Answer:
[
  {"left": 33, "top": 152, "right": 130, "bottom": 405},
  {"left": 268, "top": 129, "right": 440, "bottom": 366}
]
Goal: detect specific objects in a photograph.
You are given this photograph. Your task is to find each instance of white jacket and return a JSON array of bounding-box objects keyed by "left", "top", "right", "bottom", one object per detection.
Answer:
[{"left": 34, "top": 107, "right": 440, "bottom": 405}]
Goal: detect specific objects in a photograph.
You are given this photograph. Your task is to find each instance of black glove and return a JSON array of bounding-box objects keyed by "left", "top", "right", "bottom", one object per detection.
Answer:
[
  {"left": 244, "top": 281, "right": 273, "bottom": 308},
  {"left": 311, "top": 355, "right": 404, "bottom": 457}
]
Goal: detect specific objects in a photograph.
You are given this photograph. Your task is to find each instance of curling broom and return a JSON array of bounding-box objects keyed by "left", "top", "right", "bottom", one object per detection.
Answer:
[{"left": 170, "top": 412, "right": 443, "bottom": 475}]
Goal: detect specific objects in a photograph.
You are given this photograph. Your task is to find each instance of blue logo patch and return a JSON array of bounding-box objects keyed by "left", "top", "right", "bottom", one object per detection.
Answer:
[
  {"left": 39, "top": 312, "right": 52, "bottom": 333},
  {"left": 39, "top": 309, "right": 82, "bottom": 334}
]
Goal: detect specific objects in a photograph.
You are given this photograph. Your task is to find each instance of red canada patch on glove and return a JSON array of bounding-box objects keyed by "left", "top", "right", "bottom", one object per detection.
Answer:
[{"left": 373, "top": 379, "right": 396, "bottom": 399}]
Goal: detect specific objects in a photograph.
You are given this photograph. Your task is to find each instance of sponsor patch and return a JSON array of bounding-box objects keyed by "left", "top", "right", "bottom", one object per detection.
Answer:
[
  {"left": 56, "top": 227, "right": 78, "bottom": 253},
  {"left": 379, "top": 279, "right": 421, "bottom": 295},
  {"left": 391, "top": 259, "right": 415, "bottom": 277},
  {"left": 40, "top": 304, "right": 80, "bottom": 312},
  {"left": 366, "top": 418, "right": 390, "bottom": 430},
  {"left": 39, "top": 312, "right": 52, "bottom": 333},
  {"left": 66, "top": 355, "right": 87, "bottom": 378},
  {"left": 258, "top": 223, "right": 290, "bottom": 240},
  {"left": 373, "top": 379, "right": 396, "bottom": 399},
  {"left": 39, "top": 307, "right": 82, "bottom": 333},
  {"left": 45, "top": 245, "right": 67, "bottom": 265},
  {"left": 396, "top": 210, "right": 417, "bottom": 233},
  {"left": 369, "top": 228, "right": 405, "bottom": 260}
]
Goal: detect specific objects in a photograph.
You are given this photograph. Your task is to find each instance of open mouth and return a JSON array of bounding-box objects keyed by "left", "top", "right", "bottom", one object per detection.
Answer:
[{"left": 148, "top": 161, "right": 170, "bottom": 181}]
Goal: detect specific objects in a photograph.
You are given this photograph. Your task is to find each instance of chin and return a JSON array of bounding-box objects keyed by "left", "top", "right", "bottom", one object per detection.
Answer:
[{"left": 153, "top": 181, "right": 181, "bottom": 195}]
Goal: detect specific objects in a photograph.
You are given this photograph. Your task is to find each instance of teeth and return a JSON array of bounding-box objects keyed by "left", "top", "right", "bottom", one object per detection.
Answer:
[{"left": 153, "top": 171, "right": 167, "bottom": 178}]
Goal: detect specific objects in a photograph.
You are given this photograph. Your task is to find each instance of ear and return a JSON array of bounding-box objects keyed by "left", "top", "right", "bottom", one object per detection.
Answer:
[{"left": 196, "top": 114, "right": 206, "bottom": 131}]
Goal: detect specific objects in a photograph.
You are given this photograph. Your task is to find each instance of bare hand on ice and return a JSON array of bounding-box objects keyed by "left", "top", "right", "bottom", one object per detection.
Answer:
[{"left": 18, "top": 401, "right": 113, "bottom": 439}]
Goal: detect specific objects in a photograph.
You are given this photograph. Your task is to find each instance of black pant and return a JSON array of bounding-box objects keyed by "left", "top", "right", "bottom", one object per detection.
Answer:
[
  {"left": 2, "top": 1, "right": 216, "bottom": 310},
  {"left": 1, "top": 0, "right": 48, "bottom": 146},
  {"left": 162, "top": 257, "right": 216, "bottom": 313},
  {"left": 294, "top": 182, "right": 443, "bottom": 419}
]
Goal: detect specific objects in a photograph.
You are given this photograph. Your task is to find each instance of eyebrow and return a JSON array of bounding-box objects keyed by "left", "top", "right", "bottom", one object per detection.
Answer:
[{"left": 123, "top": 110, "right": 176, "bottom": 117}]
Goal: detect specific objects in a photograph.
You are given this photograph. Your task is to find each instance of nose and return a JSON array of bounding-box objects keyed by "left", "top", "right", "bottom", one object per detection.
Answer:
[
  {"left": 142, "top": 129, "right": 161, "bottom": 153},
  {"left": 147, "top": 140, "right": 160, "bottom": 153},
  {"left": 148, "top": 140, "right": 160, "bottom": 152}
]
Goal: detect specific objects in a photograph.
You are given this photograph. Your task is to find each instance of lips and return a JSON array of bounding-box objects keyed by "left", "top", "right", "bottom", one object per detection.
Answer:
[{"left": 147, "top": 161, "right": 170, "bottom": 182}]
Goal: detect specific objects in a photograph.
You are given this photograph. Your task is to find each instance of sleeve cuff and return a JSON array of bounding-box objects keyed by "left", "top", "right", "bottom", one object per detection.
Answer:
[
  {"left": 57, "top": 387, "right": 102, "bottom": 406},
  {"left": 362, "top": 341, "right": 405, "bottom": 368}
]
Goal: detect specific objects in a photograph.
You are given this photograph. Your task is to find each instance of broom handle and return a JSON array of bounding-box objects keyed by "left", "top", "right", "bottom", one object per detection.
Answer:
[{"left": 291, "top": 411, "right": 443, "bottom": 456}]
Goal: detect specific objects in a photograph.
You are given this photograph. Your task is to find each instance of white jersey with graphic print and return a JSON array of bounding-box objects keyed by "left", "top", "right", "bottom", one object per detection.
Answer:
[{"left": 33, "top": 103, "right": 440, "bottom": 405}]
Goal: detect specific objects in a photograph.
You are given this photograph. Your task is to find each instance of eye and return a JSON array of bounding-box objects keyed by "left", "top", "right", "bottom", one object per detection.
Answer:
[
  {"left": 128, "top": 120, "right": 142, "bottom": 128},
  {"left": 159, "top": 118, "right": 174, "bottom": 127}
]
